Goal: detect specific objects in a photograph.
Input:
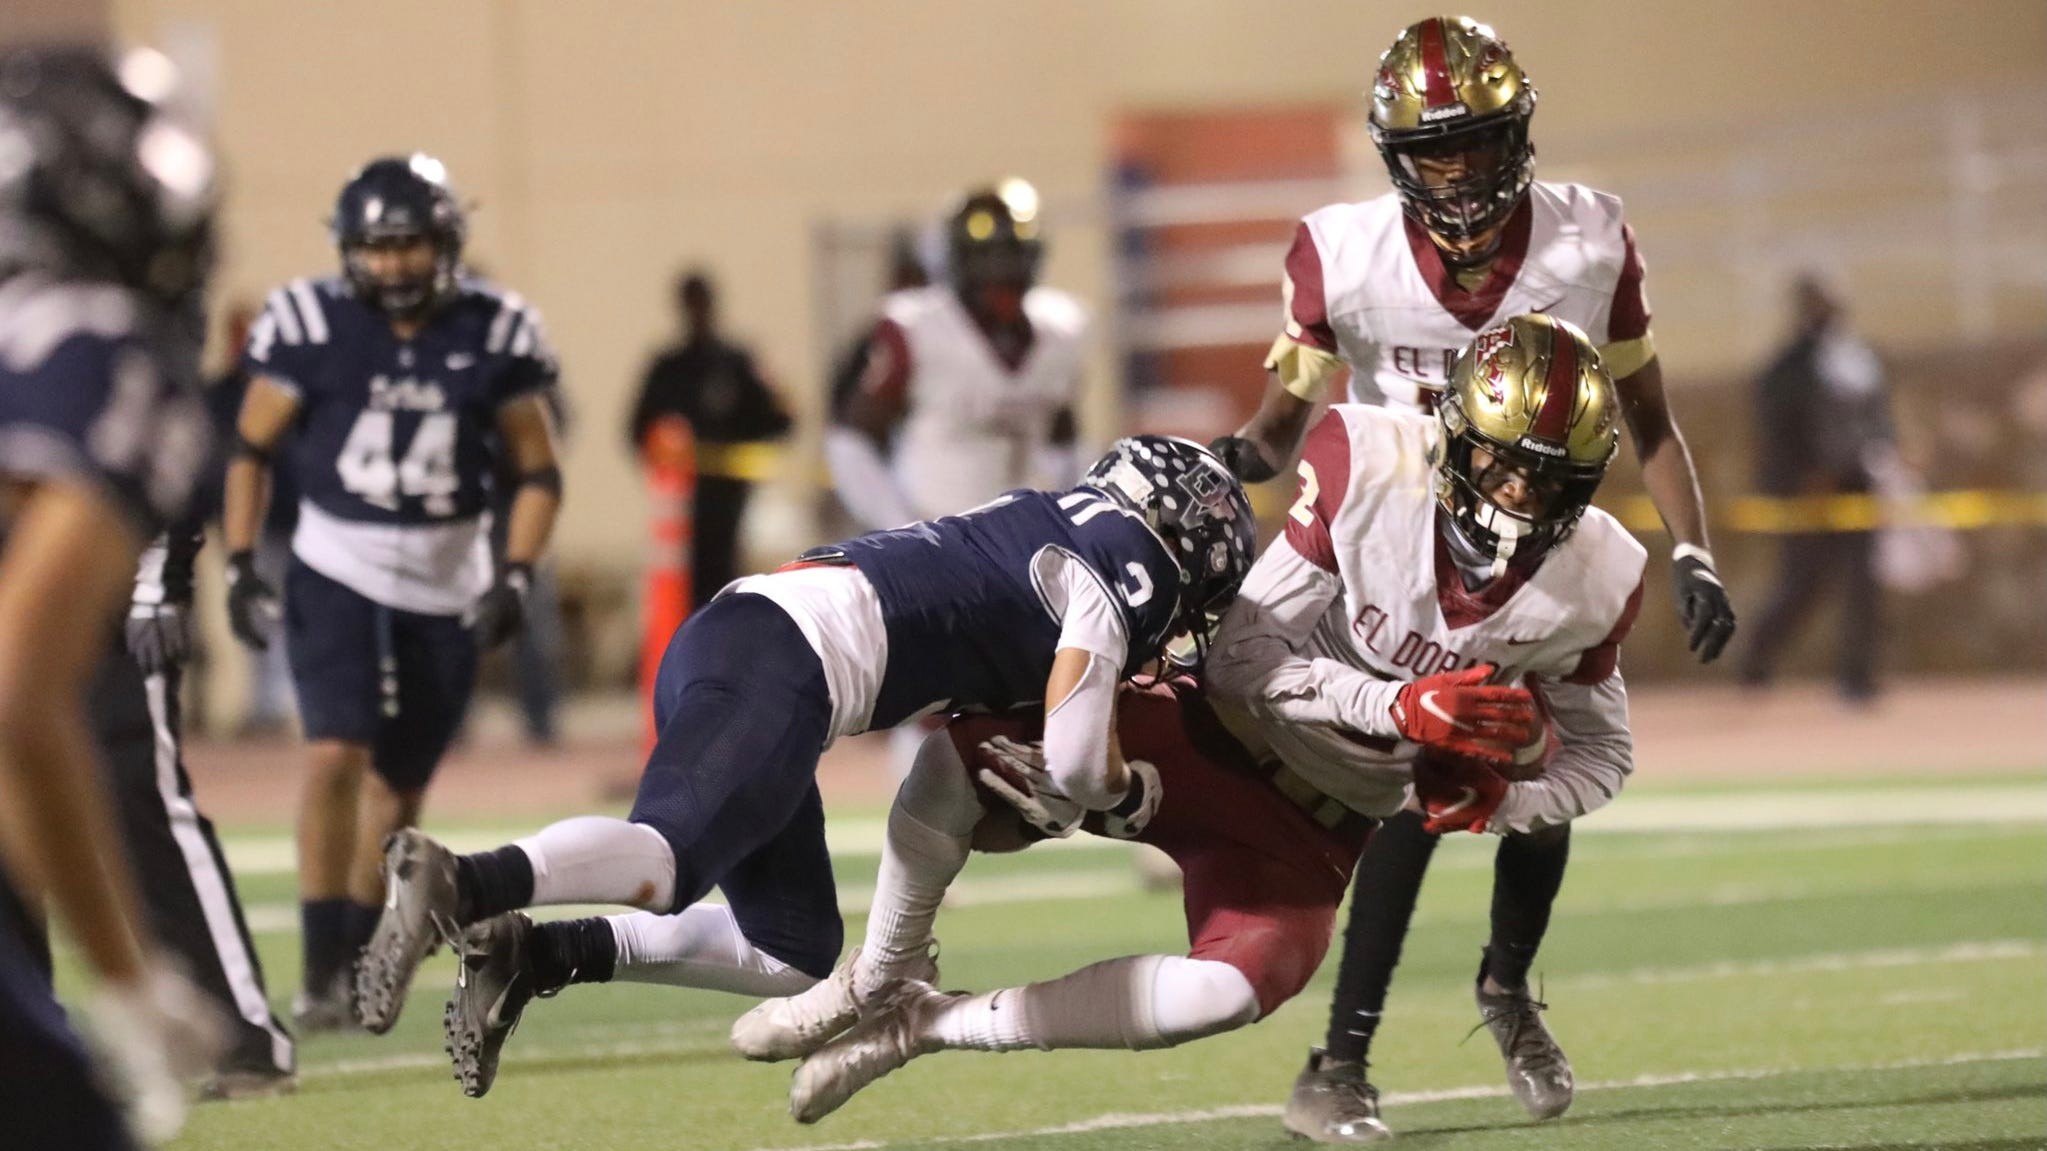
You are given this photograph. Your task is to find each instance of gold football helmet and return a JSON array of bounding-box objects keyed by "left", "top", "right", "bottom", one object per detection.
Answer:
[
  {"left": 1369, "top": 16, "right": 1537, "bottom": 262},
  {"left": 1437, "top": 314, "right": 1619, "bottom": 571}
]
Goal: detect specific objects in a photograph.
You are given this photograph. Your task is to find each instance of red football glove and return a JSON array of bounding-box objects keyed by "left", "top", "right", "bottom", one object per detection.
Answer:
[
  {"left": 1387, "top": 665, "right": 1537, "bottom": 766},
  {"left": 1413, "top": 753, "right": 1509, "bottom": 835}
]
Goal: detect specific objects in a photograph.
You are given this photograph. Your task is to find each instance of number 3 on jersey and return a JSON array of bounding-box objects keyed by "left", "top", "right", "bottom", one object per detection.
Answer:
[{"left": 336, "top": 410, "right": 460, "bottom": 516}]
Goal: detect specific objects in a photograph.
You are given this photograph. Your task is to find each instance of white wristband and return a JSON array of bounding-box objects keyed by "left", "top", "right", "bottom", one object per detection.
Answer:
[{"left": 1672, "top": 543, "right": 1716, "bottom": 568}]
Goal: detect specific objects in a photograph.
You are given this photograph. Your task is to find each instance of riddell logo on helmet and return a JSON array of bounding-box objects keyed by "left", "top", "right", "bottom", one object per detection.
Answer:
[
  {"left": 1516, "top": 437, "right": 1567, "bottom": 457},
  {"left": 1421, "top": 103, "right": 1470, "bottom": 123}
]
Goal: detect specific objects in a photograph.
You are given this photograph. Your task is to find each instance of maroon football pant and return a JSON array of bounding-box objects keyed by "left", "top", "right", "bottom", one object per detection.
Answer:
[{"left": 949, "top": 679, "right": 1373, "bottom": 1017}]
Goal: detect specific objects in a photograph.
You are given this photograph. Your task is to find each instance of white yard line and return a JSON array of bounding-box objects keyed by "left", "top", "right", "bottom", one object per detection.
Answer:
[
  {"left": 734, "top": 1047, "right": 2047, "bottom": 1151},
  {"left": 301, "top": 945, "right": 2043, "bottom": 1082},
  {"left": 211, "top": 784, "right": 2047, "bottom": 878}
]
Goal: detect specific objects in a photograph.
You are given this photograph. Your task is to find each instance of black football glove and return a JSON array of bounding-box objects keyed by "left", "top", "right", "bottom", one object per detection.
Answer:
[
  {"left": 125, "top": 602, "right": 192, "bottom": 676},
  {"left": 1672, "top": 546, "right": 1737, "bottom": 663},
  {"left": 466, "top": 562, "right": 532, "bottom": 651},
  {"left": 1206, "top": 435, "right": 1279, "bottom": 484},
  {"left": 224, "top": 551, "right": 280, "bottom": 651}
]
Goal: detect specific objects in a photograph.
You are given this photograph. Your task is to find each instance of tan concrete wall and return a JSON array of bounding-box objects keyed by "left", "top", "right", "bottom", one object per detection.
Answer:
[{"left": 112, "top": 0, "right": 2047, "bottom": 571}]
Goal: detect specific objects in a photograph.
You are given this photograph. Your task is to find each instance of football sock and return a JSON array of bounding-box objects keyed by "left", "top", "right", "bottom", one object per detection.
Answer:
[
  {"left": 603, "top": 906, "right": 812, "bottom": 997},
  {"left": 856, "top": 729, "right": 982, "bottom": 1000},
  {"left": 300, "top": 899, "right": 350, "bottom": 992},
  {"left": 528, "top": 917, "right": 617, "bottom": 992},
  {"left": 928, "top": 955, "right": 1257, "bottom": 1052},
  {"left": 468, "top": 816, "right": 675, "bottom": 914},
  {"left": 344, "top": 900, "right": 381, "bottom": 964},
  {"left": 1485, "top": 822, "right": 1572, "bottom": 991},
  {"left": 1323, "top": 810, "right": 1439, "bottom": 1064},
  {"left": 457, "top": 845, "right": 535, "bottom": 923},
  {"left": 858, "top": 807, "right": 971, "bottom": 1001}
]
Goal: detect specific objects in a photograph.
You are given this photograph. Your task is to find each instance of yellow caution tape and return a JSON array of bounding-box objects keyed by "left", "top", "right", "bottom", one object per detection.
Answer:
[
  {"left": 1614, "top": 491, "right": 2047, "bottom": 535},
  {"left": 691, "top": 441, "right": 787, "bottom": 484}
]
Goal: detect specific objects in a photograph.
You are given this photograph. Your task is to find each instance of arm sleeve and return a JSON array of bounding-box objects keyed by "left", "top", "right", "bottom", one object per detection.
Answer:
[
  {"left": 1204, "top": 535, "right": 1403, "bottom": 737},
  {"left": 1489, "top": 673, "right": 1634, "bottom": 835},
  {"left": 1039, "top": 553, "right": 1131, "bottom": 810}
]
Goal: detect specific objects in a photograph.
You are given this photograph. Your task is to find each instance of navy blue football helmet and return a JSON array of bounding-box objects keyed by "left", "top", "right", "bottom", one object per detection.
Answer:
[
  {"left": 0, "top": 46, "right": 217, "bottom": 315},
  {"left": 331, "top": 153, "right": 465, "bottom": 317},
  {"left": 1083, "top": 435, "right": 1257, "bottom": 659}
]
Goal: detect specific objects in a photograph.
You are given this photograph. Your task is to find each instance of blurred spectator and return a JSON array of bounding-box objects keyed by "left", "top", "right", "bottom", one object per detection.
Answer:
[
  {"left": 1739, "top": 273, "right": 1895, "bottom": 702},
  {"left": 205, "top": 300, "right": 297, "bottom": 734},
  {"left": 629, "top": 269, "right": 792, "bottom": 608}
]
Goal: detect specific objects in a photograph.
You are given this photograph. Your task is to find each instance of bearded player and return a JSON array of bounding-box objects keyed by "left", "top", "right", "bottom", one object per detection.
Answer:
[
  {"left": 741, "top": 316, "right": 1644, "bottom": 1131},
  {"left": 1197, "top": 19, "right": 1728, "bottom": 1137}
]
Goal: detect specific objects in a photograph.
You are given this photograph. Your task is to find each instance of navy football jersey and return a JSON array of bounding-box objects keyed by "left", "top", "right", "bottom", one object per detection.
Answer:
[
  {"left": 0, "top": 275, "right": 213, "bottom": 534},
  {"left": 242, "top": 276, "right": 555, "bottom": 526},
  {"left": 823, "top": 488, "right": 1181, "bottom": 730}
]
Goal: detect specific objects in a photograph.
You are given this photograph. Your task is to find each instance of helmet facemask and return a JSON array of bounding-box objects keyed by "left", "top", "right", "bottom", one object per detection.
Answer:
[
  {"left": 1082, "top": 437, "right": 1256, "bottom": 668},
  {"left": 1436, "top": 387, "right": 1608, "bottom": 580},
  {"left": 1378, "top": 116, "right": 1534, "bottom": 266},
  {"left": 342, "top": 228, "right": 456, "bottom": 320}
]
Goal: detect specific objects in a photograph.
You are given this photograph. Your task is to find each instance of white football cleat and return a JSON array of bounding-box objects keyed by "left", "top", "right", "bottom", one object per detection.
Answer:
[
  {"left": 789, "top": 979, "right": 956, "bottom": 1124},
  {"left": 730, "top": 944, "right": 936, "bottom": 1063}
]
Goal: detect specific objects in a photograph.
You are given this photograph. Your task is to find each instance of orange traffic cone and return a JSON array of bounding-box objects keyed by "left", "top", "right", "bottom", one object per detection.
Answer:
[{"left": 639, "top": 416, "right": 695, "bottom": 753}]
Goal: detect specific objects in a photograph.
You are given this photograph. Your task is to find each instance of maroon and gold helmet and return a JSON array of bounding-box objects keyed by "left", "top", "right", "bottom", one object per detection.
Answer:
[
  {"left": 1436, "top": 314, "right": 1619, "bottom": 570},
  {"left": 1368, "top": 16, "right": 1537, "bottom": 262}
]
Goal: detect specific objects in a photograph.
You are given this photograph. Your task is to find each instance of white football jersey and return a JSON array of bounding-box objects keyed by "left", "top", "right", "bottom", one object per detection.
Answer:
[
  {"left": 1207, "top": 404, "right": 1646, "bottom": 818},
  {"left": 1283, "top": 180, "right": 1652, "bottom": 410},
  {"left": 867, "top": 285, "right": 1088, "bottom": 520}
]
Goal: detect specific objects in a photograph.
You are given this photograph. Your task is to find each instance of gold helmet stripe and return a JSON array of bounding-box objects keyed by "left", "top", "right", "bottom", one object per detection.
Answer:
[
  {"left": 1529, "top": 324, "right": 1580, "bottom": 443},
  {"left": 1417, "top": 17, "right": 1458, "bottom": 109}
]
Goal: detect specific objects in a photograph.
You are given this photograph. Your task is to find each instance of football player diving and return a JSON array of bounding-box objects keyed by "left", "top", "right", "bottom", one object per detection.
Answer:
[
  {"left": 354, "top": 438, "right": 1255, "bottom": 1101},
  {"left": 750, "top": 315, "right": 1646, "bottom": 1130}
]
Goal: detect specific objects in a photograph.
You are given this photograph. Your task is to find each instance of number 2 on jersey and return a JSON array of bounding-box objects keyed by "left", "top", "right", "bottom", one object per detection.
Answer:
[{"left": 336, "top": 410, "right": 460, "bottom": 515}]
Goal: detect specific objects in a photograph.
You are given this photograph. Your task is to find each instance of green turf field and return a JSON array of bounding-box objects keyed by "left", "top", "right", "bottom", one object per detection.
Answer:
[{"left": 139, "top": 773, "right": 2047, "bottom": 1150}]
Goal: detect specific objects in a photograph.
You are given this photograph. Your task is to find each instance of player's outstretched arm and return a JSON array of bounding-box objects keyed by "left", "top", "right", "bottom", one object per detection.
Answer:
[{"left": 1613, "top": 357, "right": 1736, "bottom": 662}]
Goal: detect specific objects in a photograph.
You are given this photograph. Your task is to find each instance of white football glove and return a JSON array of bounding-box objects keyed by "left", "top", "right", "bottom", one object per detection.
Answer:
[
  {"left": 86, "top": 962, "right": 227, "bottom": 1144},
  {"left": 974, "top": 736, "right": 1085, "bottom": 839},
  {"left": 1099, "top": 759, "right": 1163, "bottom": 840}
]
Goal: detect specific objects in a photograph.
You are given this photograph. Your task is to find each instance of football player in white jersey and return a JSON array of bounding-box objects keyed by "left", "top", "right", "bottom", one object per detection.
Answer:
[
  {"left": 749, "top": 316, "right": 1644, "bottom": 1131},
  {"left": 825, "top": 178, "right": 1089, "bottom": 530},
  {"left": 1200, "top": 20, "right": 1728, "bottom": 1137}
]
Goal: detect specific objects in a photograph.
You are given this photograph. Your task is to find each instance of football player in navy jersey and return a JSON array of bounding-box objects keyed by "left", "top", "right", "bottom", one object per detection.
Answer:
[
  {"left": 352, "top": 437, "right": 1254, "bottom": 1097},
  {"left": 0, "top": 45, "right": 227, "bottom": 1147},
  {"left": 222, "top": 153, "right": 564, "bottom": 1032}
]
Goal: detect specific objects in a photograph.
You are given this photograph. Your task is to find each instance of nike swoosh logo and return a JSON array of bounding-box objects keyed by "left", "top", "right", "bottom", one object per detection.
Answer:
[
  {"left": 1506, "top": 636, "right": 1543, "bottom": 645},
  {"left": 1434, "top": 787, "right": 1478, "bottom": 816},
  {"left": 1419, "top": 690, "right": 1467, "bottom": 730},
  {"left": 1527, "top": 297, "right": 1565, "bottom": 314}
]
